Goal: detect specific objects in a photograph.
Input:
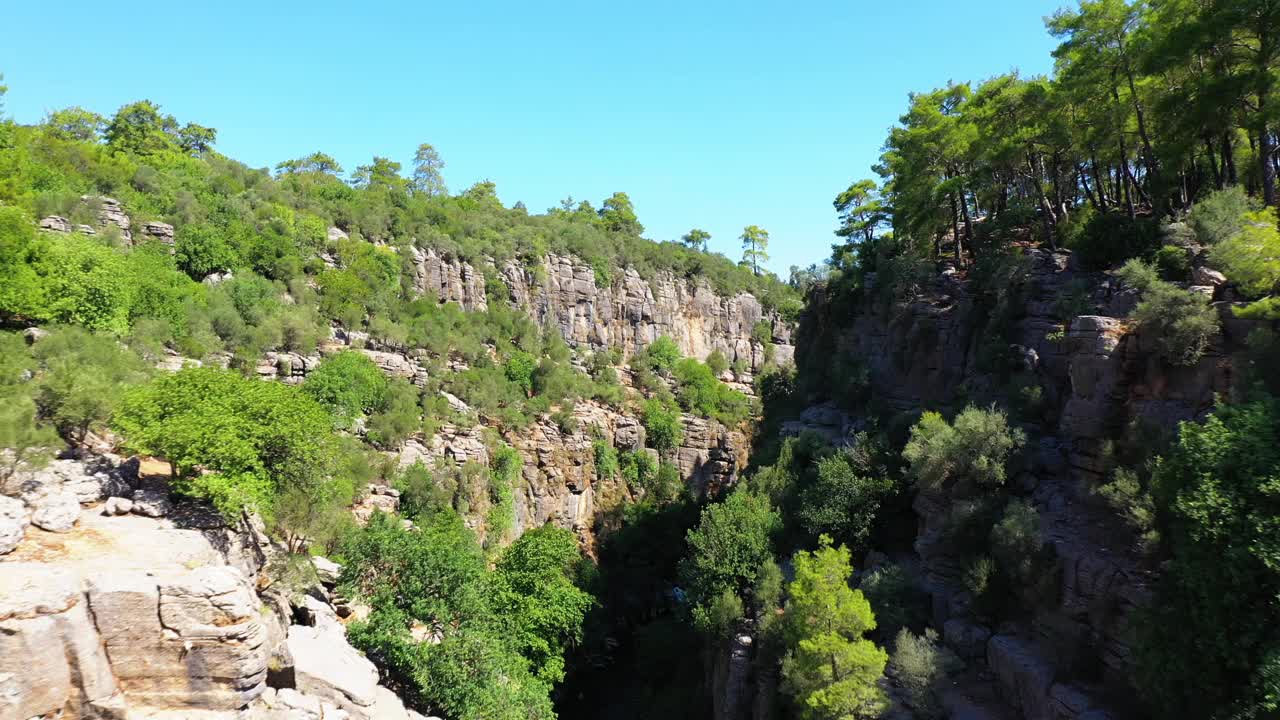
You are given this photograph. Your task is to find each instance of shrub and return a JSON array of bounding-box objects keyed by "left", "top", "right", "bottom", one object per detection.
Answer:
[
  {"left": 1067, "top": 212, "right": 1161, "bottom": 270},
  {"left": 1130, "top": 281, "right": 1219, "bottom": 366},
  {"left": 503, "top": 350, "right": 536, "bottom": 397},
  {"left": 989, "top": 499, "right": 1041, "bottom": 584},
  {"left": 1189, "top": 185, "right": 1256, "bottom": 246},
  {"left": 592, "top": 439, "right": 619, "bottom": 481},
  {"left": 303, "top": 350, "right": 389, "bottom": 427},
  {"left": 116, "top": 367, "right": 340, "bottom": 521},
  {"left": 672, "top": 357, "right": 751, "bottom": 425},
  {"left": 642, "top": 398, "right": 684, "bottom": 453},
  {"left": 1154, "top": 245, "right": 1190, "bottom": 281},
  {"left": 1208, "top": 208, "right": 1280, "bottom": 298},
  {"left": 619, "top": 449, "right": 657, "bottom": 493},
  {"left": 1117, "top": 258, "right": 1160, "bottom": 292},
  {"left": 859, "top": 563, "right": 930, "bottom": 642},
  {"left": 639, "top": 335, "right": 682, "bottom": 372},
  {"left": 1136, "top": 397, "right": 1280, "bottom": 719},
  {"left": 891, "top": 628, "right": 961, "bottom": 719},
  {"left": 1096, "top": 466, "right": 1158, "bottom": 551},
  {"left": 175, "top": 223, "right": 237, "bottom": 280},
  {"left": 902, "top": 406, "right": 1025, "bottom": 492},
  {"left": 706, "top": 349, "right": 730, "bottom": 376}
]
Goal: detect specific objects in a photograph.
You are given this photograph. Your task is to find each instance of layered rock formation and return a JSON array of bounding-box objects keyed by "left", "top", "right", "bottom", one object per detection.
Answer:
[
  {"left": 789, "top": 247, "right": 1253, "bottom": 720},
  {"left": 0, "top": 456, "right": 425, "bottom": 720}
]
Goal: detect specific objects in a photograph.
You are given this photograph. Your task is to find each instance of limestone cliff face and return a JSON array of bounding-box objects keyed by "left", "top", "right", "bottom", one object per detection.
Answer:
[
  {"left": 0, "top": 457, "right": 424, "bottom": 720},
  {"left": 408, "top": 247, "right": 795, "bottom": 369},
  {"left": 792, "top": 248, "right": 1246, "bottom": 720}
]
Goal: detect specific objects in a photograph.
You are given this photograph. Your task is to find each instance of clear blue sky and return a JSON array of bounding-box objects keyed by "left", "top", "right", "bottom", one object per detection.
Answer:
[{"left": 1, "top": 0, "right": 1064, "bottom": 275}]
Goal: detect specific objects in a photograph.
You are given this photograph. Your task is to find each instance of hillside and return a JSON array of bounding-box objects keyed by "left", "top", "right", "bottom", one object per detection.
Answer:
[{"left": 5, "top": 0, "right": 1280, "bottom": 718}]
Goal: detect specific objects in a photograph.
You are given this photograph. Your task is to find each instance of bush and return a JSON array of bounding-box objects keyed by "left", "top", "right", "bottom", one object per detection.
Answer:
[
  {"left": 1130, "top": 281, "right": 1220, "bottom": 366},
  {"left": 1208, "top": 208, "right": 1280, "bottom": 298},
  {"left": 859, "top": 563, "right": 929, "bottom": 642},
  {"left": 592, "top": 439, "right": 619, "bottom": 481},
  {"left": 1190, "top": 185, "right": 1256, "bottom": 246},
  {"left": 891, "top": 628, "right": 961, "bottom": 719},
  {"left": 116, "top": 367, "right": 340, "bottom": 522},
  {"left": 1117, "top": 258, "right": 1160, "bottom": 292},
  {"left": 989, "top": 498, "right": 1041, "bottom": 584},
  {"left": 902, "top": 406, "right": 1025, "bottom": 492},
  {"left": 672, "top": 357, "right": 751, "bottom": 425},
  {"left": 1154, "top": 245, "right": 1191, "bottom": 281},
  {"left": 638, "top": 335, "right": 682, "bottom": 372},
  {"left": 619, "top": 449, "right": 657, "bottom": 493},
  {"left": 303, "top": 351, "right": 389, "bottom": 427},
  {"left": 1096, "top": 466, "right": 1158, "bottom": 551},
  {"left": 706, "top": 349, "right": 730, "bottom": 376},
  {"left": 642, "top": 398, "right": 684, "bottom": 453},
  {"left": 1136, "top": 397, "right": 1280, "bottom": 719},
  {"left": 1067, "top": 212, "right": 1161, "bottom": 270}
]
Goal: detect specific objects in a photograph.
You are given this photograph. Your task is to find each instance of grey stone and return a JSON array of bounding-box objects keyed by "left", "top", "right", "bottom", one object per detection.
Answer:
[
  {"left": 102, "top": 496, "right": 133, "bottom": 515},
  {"left": 289, "top": 624, "right": 380, "bottom": 716},
  {"left": 0, "top": 495, "right": 29, "bottom": 553},
  {"left": 131, "top": 487, "right": 173, "bottom": 517},
  {"left": 39, "top": 215, "right": 72, "bottom": 232},
  {"left": 313, "top": 556, "right": 343, "bottom": 585},
  {"left": 1193, "top": 266, "right": 1227, "bottom": 286},
  {"left": 31, "top": 491, "right": 80, "bottom": 532}
]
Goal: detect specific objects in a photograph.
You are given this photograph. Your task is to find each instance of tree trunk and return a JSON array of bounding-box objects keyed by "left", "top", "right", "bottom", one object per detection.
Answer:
[
  {"left": 960, "top": 189, "right": 976, "bottom": 262},
  {"left": 1091, "top": 155, "right": 1110, "bottom": 210},
  {"left": 1079, "top": 163, "right": 1101, "bottom": 210},
  {"left": 1223, "top": 132, "right": 1239, "bottom": 185},
  {"left": 1259, "top": 28, "right": 1277, "bottom": 206},
  {"left": 949, "top": 192, "right": 964, "bottom": 265},
  {"left": 1204, "top": 134, "right": 1223, "bottom": 189},
  {"left": 1117, "top": 144, "right": 1137, "bottom": 218}
]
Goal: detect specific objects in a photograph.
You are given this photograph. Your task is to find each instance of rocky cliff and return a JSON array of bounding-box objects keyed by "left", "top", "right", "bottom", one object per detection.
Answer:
[
  {"left": 0, "top": 456, "right": 427, "bottom": 720},
  {"left": 784, "top": 247, "right": 1249, "bottom": 720}
]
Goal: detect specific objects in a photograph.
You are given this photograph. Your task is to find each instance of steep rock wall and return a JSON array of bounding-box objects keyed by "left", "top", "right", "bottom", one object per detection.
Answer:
[{"left": 794, "top": 249, "right": 1250, "bottom": 720}]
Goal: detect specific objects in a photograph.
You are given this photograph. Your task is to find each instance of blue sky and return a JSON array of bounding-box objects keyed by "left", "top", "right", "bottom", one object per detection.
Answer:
[{"left": 2, "top": 0, "right": 1064, "bottom": 275}]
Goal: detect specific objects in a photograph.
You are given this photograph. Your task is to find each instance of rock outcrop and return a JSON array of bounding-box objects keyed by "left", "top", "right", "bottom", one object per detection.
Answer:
[
  {"left": 791, "top": 247, "right": 1254, "bottom": 720},
  {"left": 0, "top": 455, "right": 416, "bottom": 720}
]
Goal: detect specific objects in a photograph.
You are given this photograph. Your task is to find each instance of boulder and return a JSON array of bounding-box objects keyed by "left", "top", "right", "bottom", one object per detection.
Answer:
[
  {"left": 289, "top": 624, "right": 380, "bottom": 717},
  {"left": 313, "top": 556, "right": 344, "bottom": 585},
  {"left": 102, "top": 496, "right": 134, "bottom": 516},
  {"left": 131, "top": 487, "right": 173, "bottom": 517},
  {"left": 328, "top": 226, "right": 350, "bottom": 242},
  {"left": 39, "top": 215, "right": 72, "bottom": 232},
  {"left": 0, "top": 564, "right": 122, "bottom": 718},
  {"left": 0, "top": 495, "right": 29, "bottom": 553},
  {"left": 31, "top": 491, "right": 80, "bottom": 532},
  {"left": 1192, "top": 266, "right": 1227, "bottom": 287},
  {"left": 141, "top": 220, "right": 176, "bottom": 246}
]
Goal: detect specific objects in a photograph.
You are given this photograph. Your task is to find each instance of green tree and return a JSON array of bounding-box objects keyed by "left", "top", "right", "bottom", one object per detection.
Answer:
[
  {"left": 0, "top": 334, "right": 59, "bottom": 485},
  {"left": 683, "top": 228, "right": 711, "bottom": 252},
  {"left": 682, "top": 488, "right": 779, "bottom": 614},
  {"left": 504, "top": 350, "right": 537, "bottom": 398},
  {"left": 741, "top": 225, "right": 771, "bottom": 275},
  {"left": 177, "top": 122, "right": 217, "bottom": 156},
  {"left": 0, "top": 206, "right": 49, "bottom": 324},
  {"left": 411, "top": 143, "right": 447, "bottom": 196},
  {"left": 351, "top": 156, "right": 408, "bottom": 192},
  {"left": 174, "top": 224, "right": 237, "bottom": 280},
  {"left": 781, "top": 536, "right": 888, "bottom": 720},
  {"left": 832, "top": 179, "right": 888, "bottom": 263},
  {"left": 642, "top": 398, "right": 684, "bottom": 453},
  {"left": 902, "top": 406, "right": 1025, "bottom": 492},
  {"left": 43, "top": 107, "right": 105, "bottom": 142},
  {"left": 303, "top": 350, "right": 390, "bottom": 427},
  {"left": 104, "top": 100, "right": 179, "bottom": 155},
  {"left": 599, "top": 192, "right": 644, "bottom": 235},
  {"left": 116, "top": 367, "right": 339, "bottom": 520},
  {"left": 275, "top": 152, "right": 344, "bottom": 176},
  {"left": 1136, "top": 396, "right": 1280, "bottom": 719},
  {"left": 795, "top": 453, "right": 895, "bottom": 548},
  {"left": 33, "top": 327, "right": 149, "bottom": 445},
  {"left": 489, "top": 525, "right": 594, "bottom": 683}
]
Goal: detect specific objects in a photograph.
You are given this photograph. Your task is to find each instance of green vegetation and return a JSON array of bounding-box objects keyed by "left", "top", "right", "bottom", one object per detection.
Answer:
[
  {"left": 780, "top": 537, "right": 888, "bottom": 719},
  {"left": 1135, "top": 397, "right": 1280, "bottom": 720},
  {"left": 903, "top": 406, "right": 1025, "bottom": 492}
]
